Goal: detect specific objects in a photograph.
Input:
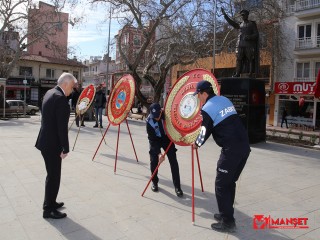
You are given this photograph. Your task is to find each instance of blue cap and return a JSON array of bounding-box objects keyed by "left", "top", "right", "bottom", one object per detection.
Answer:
[
  {"left": 149, "top": 103, "right": 161, "bottom": 119},
  {"left": 193, "top": 80, "right": 212, "bottom": 95}
]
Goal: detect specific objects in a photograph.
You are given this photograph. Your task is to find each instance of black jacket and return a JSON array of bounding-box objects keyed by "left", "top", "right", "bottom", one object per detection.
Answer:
[
  {"left": 94, "top": 90, "right": 106, "bottom": 108},
  {"left": 35, "top": 86, "right": 70, "bottom": 154}
]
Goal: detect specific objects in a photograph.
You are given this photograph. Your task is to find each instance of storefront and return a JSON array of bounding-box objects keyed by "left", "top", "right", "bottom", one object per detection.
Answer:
[
  {"left": 274, "top": 82, "right": 319, "bottom": 130},
  {"left": 39, "top": 79, "right": 58, "bottom": 104},
  {"left": 5, "top": 77, "right": 35, "bottom": 103}
]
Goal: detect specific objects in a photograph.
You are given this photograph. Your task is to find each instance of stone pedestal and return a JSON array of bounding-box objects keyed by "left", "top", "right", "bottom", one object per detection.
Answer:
[{"left": 220, "top": 77, "right": 266, "bottom": 143}]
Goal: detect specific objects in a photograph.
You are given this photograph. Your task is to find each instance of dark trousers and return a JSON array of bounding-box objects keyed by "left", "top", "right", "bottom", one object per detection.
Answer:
[
  {"left": 76, "top": 114, "right": 84, "bottom": 126},
  {"left": 95, "top": 107, "right": 103, "bottom": 126},
  {"left": 150, "top": 142, "right": 181, "bottom": 189},
  {"left": 281, "top": 118, "right": 288, "bottom": 128},
  {"left": 41, "top": 150, "right": 62, "bottom": 211},
  {"left": 215, "top": 150, "right": 249, "bottom": 223}
]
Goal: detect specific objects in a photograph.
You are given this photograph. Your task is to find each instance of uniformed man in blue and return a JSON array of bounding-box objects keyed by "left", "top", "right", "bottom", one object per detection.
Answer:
[
  {"left": 146, "top": 103, "right": 183, "bottom": 197},
  {"left": 192, "top": 80, "right": 250, "bottom": 232}
]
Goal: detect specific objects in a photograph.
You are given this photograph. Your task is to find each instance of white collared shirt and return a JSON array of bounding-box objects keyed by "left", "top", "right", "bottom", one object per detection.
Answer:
[{"left": 57, "top": 85, "right": 66, "bottom": 96}]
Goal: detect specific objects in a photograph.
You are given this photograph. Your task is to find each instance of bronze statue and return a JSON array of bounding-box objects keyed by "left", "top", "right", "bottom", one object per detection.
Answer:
[{"left": 221, "top": 8, "right": 259, "bottom": 77}]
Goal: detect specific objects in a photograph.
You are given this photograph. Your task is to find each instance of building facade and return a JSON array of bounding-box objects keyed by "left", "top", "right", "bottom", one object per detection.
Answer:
[
  {"left": 82, "top": 55, "right": 116, "bottom": 95},
  {"left": 114, "top": 24, "right": 157, "bottom": 100},
  {"left": 273, "top": 0, "right": 320, "bottom": 130},
  {"left": 3, "top": 1, "right": 85, "bottom": 107},
  {"left": 7, "top": 54, "right": 83, "bottom": 106},
  {"left": 27, "top": 1, "right": 69, "bottom": 59}
]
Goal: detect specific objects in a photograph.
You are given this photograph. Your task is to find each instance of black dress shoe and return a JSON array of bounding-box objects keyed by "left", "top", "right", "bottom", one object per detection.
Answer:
[
  {"left": 175, "top": 188, "right": 183, "bottom": 197},
  {"left": 53, "top": 202, "right": 64, "bottom": 209},
  {"left": 214, "top": 213, "right": 222, "bottom": 222},
  {"left": 81, "top": 124, "right": 85, "bottom": 127},
  {"left": 43, "top": 210, "right": 67, "bottom": 219},
  {"left": 211, "top": 221, "right": 236, "bottom": 233},
  {"left": 93, "top": 125, "right": 98, "bottom": 128},
  {"left": 151, "top": 183, "right": 158, "bottom": 192},
  {"left": 232, "top": 73, "right": 240, "bottom": 78}
]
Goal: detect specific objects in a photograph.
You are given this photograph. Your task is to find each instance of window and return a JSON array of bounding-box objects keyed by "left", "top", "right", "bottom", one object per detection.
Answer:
[
  {"left": 62, "top": 70, "right": 68, "bottom": 73},
  {"left": 46, "top": 69, "right": 55, "bottom": 78},
  {"left": 19, "top": 67, "right": 32, "bottom": 76},
  {"left": 298, "top": 24, "right": 311, "bottom": 39},
  {"left": 296, "top": 62, "right": 310, "bottom": 81},
  {"left": 9, "top": 101, "right": 18, "bottom": 107},
  {"left": 122, "top": 33, "right": 129, "bottom": 45},
  {"left": 298, "top": 24, "right": 312, "bottom": 48}
]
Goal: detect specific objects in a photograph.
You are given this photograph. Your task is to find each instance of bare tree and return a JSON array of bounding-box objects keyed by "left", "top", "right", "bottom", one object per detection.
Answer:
[
  {"left": 92, "top": 0, "right": 212, "bottom": 106},
  {"left": 0, "top": 0, "right": 81, "bottom": 78}
]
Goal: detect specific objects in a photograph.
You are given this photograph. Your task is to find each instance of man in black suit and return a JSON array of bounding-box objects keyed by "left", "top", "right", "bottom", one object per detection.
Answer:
[{"left": 35, "top": 73, "right": 77, "bottom": 219}]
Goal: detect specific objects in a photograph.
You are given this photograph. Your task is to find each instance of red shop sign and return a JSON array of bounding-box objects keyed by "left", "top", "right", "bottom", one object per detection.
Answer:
[{"left": 274, "top": 82, "right": 316, "bottom": 95}]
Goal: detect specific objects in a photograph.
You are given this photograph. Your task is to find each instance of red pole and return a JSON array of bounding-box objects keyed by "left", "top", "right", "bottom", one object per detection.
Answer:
[
  {"left": 141, "top": 141, "right": 173, "bottom": 197},
  {"left": 195, "top": 148, "right": 204, "bottom": 192},
  {"left": 114, "top": 124, "right": 121, "bottom": 173},
  {"left": 92, "top": 123, "right": 110, "bottom": 161},
  {"left": 191, "top": 146, "right": 195, "bottom": 224},
  {"left": 125, "top": 119, "right": 138, "bottom": 162}
]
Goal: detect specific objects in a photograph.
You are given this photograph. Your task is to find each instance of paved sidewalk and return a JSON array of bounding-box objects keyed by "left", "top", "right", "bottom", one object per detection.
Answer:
[{"left": 0, "top": 115, "right": 319, "bottom": 240}]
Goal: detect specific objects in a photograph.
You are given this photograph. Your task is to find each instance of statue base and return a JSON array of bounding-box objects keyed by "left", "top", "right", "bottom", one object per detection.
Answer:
[
  {"left": 220, "top": 77, "right": 266, "bottom": 144},
  {"left": 240, "top": 73, "right": 256, "bottom": 78}
]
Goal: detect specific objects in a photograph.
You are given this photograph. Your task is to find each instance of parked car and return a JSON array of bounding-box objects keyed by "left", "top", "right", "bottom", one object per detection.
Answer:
[{"left": 6, "top": 100, "right": 39, "bottom": 115}]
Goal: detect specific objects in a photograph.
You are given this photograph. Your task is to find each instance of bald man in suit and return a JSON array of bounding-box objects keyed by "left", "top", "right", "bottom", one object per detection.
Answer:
[{"left": 35, "top": 73, "right": 77, "bottom": 219}]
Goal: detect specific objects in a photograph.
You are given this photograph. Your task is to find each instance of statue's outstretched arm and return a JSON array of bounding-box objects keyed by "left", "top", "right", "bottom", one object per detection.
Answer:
[{"left": 221, "top": 8, "right": 240, "bottom": 29}]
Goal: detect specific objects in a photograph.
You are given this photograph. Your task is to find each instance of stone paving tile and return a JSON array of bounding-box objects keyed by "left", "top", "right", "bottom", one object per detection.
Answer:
[{"left": 0, "top": 219, "right": 29, "bottom": 240}]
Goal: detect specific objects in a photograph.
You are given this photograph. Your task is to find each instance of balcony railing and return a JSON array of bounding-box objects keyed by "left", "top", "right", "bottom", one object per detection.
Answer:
[
  {"left": 287, "top": 0, "right": 320, "bottom": 13},
  {"left": 295, "top": 0, "right": 320, "bottom": 11},
  {"left": 295, "top": 36, "right": 320, "bottom": 49}
]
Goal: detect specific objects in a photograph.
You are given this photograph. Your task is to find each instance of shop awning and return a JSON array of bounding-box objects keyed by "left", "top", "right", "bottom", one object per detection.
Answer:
[{"left": 6, "top": 86, "right": 31, "bottom": 90}]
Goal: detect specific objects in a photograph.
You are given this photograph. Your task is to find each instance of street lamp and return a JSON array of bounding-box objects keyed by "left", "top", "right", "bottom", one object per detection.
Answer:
[{"left": 23, "top": 73, "right": 27, "bottom": 117}]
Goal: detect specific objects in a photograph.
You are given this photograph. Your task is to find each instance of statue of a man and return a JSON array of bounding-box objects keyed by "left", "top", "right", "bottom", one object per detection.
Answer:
[{"left": 221, "top": 8, "right": 259, "bottom": 77}]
